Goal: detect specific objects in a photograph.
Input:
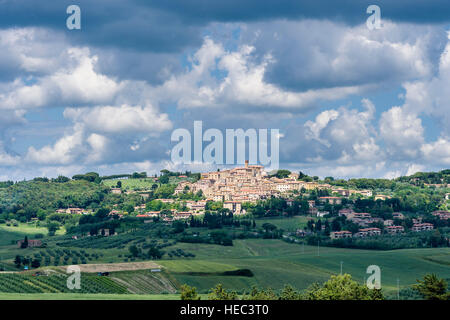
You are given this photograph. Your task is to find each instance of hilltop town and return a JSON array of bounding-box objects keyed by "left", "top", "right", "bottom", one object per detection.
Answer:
[
  {"left": 90, "top": 162, "right": 450, "bottom": 245},
  {"left": 1, "top": 163, "right": 449, "bottom": 299}
]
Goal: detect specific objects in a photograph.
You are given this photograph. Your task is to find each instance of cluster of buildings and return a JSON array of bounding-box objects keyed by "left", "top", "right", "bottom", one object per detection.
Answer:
[
  {"left": 329, "top": 207, "right": 441, "bottom": 239},
  {"left": 175, "top": 161, "right": 334, "bottom": 205},
  {"left": 55, "top": 208, "right": 90, "bottom": 215}
]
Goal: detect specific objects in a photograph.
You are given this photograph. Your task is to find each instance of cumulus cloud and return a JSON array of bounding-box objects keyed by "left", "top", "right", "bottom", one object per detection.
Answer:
[
  {"left": 0, "top": 47, "right": 122, "bottom": 110},
  {"left": 64, "top": 103, "right": 172, "bottom": 134},
  {"left": 153, "top": 37, "right": 363, "bottom": 110},
  {"left": 379, "top": 106, "right": 425, "bottom": 159},
  {"left": 240, "top": 20, "right": 443, "bottom": 91},
  {"left": 302, "top": 99, "right": 379, "bottom": 163}
]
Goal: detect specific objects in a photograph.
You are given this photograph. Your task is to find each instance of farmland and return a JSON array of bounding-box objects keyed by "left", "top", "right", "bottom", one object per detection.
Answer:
[{"left": 1, "top": 237, "right": 448, "bottom": 299}]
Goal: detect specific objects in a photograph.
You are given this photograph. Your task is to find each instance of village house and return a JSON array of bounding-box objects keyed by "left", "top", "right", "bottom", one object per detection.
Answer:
[
  {"left": 411, "top": 223, "right": 434, "bottom": 232},
  {"left": 332, "top": 188, "right": 350, "bottom": 197},
  {"left": 223, "top": 201, "right": 242, "bottom": 214},
  {"left": 17, "top": 239, "right": 42, "bottom": 248},
  {"left": 173, "top": 212, "right": 192, "bottom": 220},
  {"left": 338, "top": 208, "right": 354, "bottom": 217},
  {"left": 383, "top": 219, "right": 394, "bottom": 226},
  {"left": 432, "top": 210, "right": 450, "bottom": 220},
  {"left": 66, "top": 208, "right": 84, "bottom": 214},
  {"left": 412, "top": 217, "right": 423, "bottom": 224},
  {"left": 352, "top": 212, "right": 371, "bottom": 219},
  {"left": 352, "top": 189, "right": 373, "bottom": 197},
  {"left": 392, "top": 212, "right": 405, "bottom": 220},
  {"left": 316, "top": 211, "right": 329, "bottom": 218},
  {"left": 354, "top": 227, "right": 381, "bottom": 237},
  {"left": 385, "top": 225, "right": 404, "bottom": 234},
  {"left": 318, "top": 196, "right": 342, "bottom": 205},
  {"left": 330, "top": 230, "right": 352, "bottom": 239}
]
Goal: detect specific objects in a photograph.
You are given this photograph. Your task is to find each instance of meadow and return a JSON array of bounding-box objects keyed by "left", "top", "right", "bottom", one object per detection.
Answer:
[
  {"left": 158, "top": 239, "right": 450, "bottom": 294},
  {"left": 1, "top": 217, "right": 449, "bottom": 299}
]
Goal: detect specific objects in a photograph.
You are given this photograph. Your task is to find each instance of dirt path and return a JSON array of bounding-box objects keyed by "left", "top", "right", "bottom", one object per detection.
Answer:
[{"left": 57, "top": 261, "right": 162, "bottom": 273}]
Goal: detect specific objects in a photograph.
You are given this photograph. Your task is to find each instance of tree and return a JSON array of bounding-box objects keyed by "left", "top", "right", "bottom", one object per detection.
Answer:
[
  {"left": 275, "top": 170, "right": 291, "bottom": 179},
  {"left": 147, "top": 246, "right": 163, "bottom": 259},
  {"left": 180, "top": 284, "right": 200, "bottom": 300},
  {"left": 413, "top": 274, "right": 449, "bottom": 300},
  {"left": 159, "top": 175, "right": 169, "bottom": 184},
  {"left": 116, "top": 181, "right": 122, "bottom": 188},
  {"left": 21, "top": 236, "right": 29, "bottom": 248},
  {"left": 31, "top": 259, "right": 41, "bottom": 268},
  {"left": 302, "top": 274, "right": 384, "bottom": 300},
  {"left": 243, "top": 286, "right": 278, "bottom": 300},
  {"left": 279, "top": 285, "right": 301, "bottom": 300},
  {"left": 14, "top": 255, "right": 22, "bottom": 268},
  {"left": 129, "top": 245, "right": 140, "bottom": 258},
  {"left": 208, "top": 284, "right": 238, "bottom": 300},
  {"left": 262, "top": 223, "right": 277, "bottom": 233},
  {"left": 47, "top": 222, "right": 60, "bottom": 236}
]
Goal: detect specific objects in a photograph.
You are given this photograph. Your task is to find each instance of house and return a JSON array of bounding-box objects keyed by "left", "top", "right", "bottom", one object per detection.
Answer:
[
  {"left": 17, "top": 239, "right": 42, "bottom": 248},
  {"left": 223, "top": 201, "right": 242, "bottom": 214},
  {"left": 318, "top": 196, "right": 342, "bottom": 205},
  {"left": 333, "top": 188, "right": 350, "bottom": 197},
  {"left": 173, "top": 212, "right": 192, "bottom": 220},
  {"left": 316, "top": 211, "right": 329, "bottom": 218},
  {"left": 392, "top": 212, "right": 405, "bottom": 220},
  {"left": 385, "top": 226, "right": 404, "bottom": 234},
  {"left": 383, "top": 219, "right": 394, "bottom": 226},
  {"left": 353, "top": 189, "right": 373, "bottom": 197},
  {"left": 411, "top": 223, "right": 434, "bottom": 232},
  {"left": 330, "top": 231, "right": 352, "bottom": 239},
  {"left": 338, "top": 208, "right": 354, "bottom": 217},
  {"left": 412, "top": 217, "right": 423, "bottom": 224},
  {"left": 353, "top": 212, "right": 371, "bottom": 219},
  {"left": 66, "top": 208, "right": 84, "bottom": 214},
  {"left": 432, "top": 210, "right": 450, "bottom": 220},
  {"left": 354, "top": 228, "right": 381, "bottom": 237}
]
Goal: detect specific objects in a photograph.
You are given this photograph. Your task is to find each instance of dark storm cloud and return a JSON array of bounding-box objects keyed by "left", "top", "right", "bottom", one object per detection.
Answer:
[
  {"left": 1, "top": 0, "right": 449, "bottom": 55},
  {"left": 146, "top": 0, "right": 450, "bottom": 25},
  {"left": 0, "top": 0, "right": 203, "bottom": 53}
]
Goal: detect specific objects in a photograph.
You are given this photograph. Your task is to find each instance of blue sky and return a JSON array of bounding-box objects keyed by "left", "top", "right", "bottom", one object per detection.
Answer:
[{"left": 0, "top": 0, "right": 450, "bottom": 180}]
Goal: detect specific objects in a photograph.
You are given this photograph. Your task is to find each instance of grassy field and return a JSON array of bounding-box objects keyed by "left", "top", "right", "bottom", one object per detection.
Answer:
[
  {"left": 159, "top": 239, "right": 450, "bottom": 294},
  {"left": 0, "top": 223, "right": 65, "bottom": 248},
  {"left": 255, "top": 216, "right": 316, "bottom": 231},
  {"left": 102, "top": 178, "right": 158, "bottom": 190},
  {"left": 102, "top": 176, "right": 193, "bottom": 191},
  {"left": 1, "top": 219, "right": 449, "bottom": 298}
]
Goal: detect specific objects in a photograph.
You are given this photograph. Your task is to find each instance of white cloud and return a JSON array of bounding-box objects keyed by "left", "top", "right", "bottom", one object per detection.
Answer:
[
  {"left": 25, "top": 124, "right": 85, "bottom": 165},
  {"left": 0, "top": 47, "right": 121, "bottom": 110},
  {"left": 64, "top": 103, "right": 172, "bottom": 134},
  {"left": 303, "top": 99, "right": 380, "bottom": 164},
  {"left": 153, "top": 37, "right": 364, "bottom": 110},
  {"left": 379, "top": 106, "right": 424, "bottom": 159},
  {"left": 421, "top": 138, "right": 450, "bottom": 165}
]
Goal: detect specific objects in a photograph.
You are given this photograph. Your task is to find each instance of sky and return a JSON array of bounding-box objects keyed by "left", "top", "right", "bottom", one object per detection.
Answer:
[{"left": 0, "top": 0, "right": 450, "bottom": 180}]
